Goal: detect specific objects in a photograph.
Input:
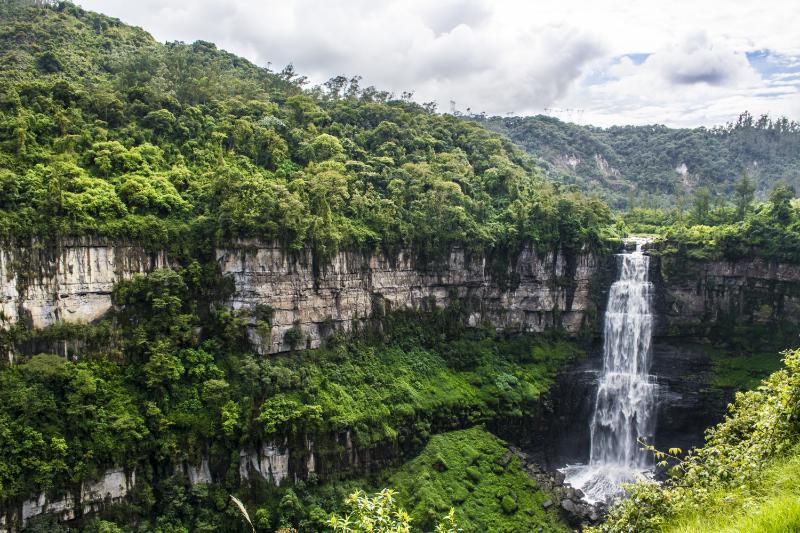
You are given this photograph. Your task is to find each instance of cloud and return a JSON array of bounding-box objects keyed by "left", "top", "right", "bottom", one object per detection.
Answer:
[
  {"left": 649, "top": 33, "right": 754, "bottom": 86},
  {"left": 77, "top": 0, "right": 800, "bottom": 127},
  {"left": 419, "top": 0, "right": 492, "bottom": 35}
]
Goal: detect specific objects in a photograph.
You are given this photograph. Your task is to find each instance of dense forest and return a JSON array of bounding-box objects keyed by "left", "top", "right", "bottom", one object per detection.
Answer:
[
  {"left": 0, "top": 0, "right": 613, "bottom": 261},
  {"left": 476, "top": 113, "right": 800, "bottom": 209},
  {"left": 2, "top": 1, "right": 800, "bottom": 532}
]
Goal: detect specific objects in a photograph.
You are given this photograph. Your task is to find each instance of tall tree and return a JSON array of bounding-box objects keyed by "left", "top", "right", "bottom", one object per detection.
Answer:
[
  {"left": 691, "top": 187, "right": 711, "bottom": 224},
  {"left": 769, "top": 182, "right": 796, "bottom": 222},
  {"left": 734, "top": 170, "right": 756, "bottom": 220}
]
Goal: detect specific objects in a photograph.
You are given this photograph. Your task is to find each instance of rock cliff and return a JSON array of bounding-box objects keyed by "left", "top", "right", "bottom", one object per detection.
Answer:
[
  {"left": 217, "top": 241, "right": 605, "bottom": 354},
  {"left": 0, "top": 468, "right": 135, "bottom": 532},
  {"left": 0, "top": 238, "right": 167, "bottom": 332},
  {"left": 1, "top": 239, "right": 606, "bottom": 354},
  {"left": 653, "top": 255, "right": 800, "bottom": 335}
]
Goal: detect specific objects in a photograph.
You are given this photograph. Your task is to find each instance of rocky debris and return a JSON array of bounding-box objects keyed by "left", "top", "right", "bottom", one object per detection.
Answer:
[{"left": 511, "top": 446, "right": 606, "bottom": 530}]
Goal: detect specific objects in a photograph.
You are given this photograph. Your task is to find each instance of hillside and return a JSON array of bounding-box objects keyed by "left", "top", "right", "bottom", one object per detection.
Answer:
[
  {"left": 476, "top": 114, "right": 800, "bottom": 209},
  {"left": 0, "top": 1, "right": 619, "bottom": 532},
  {"left": 0, "top": 0, "right": 612, "bottom": 261}
]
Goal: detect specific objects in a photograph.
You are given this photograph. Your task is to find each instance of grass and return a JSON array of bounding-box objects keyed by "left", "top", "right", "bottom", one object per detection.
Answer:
[
  {"left": 665, "top": 448, "right": 800, "bottom": 533},
  {"left": 709, "top": 349, "right": 785, "bottom": 390}
]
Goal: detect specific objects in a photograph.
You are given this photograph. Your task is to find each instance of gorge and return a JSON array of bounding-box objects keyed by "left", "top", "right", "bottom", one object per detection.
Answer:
[
  {"left": 2, "top": 236, "right": 799, "bottom": 530},
  {"left": 1, "top": 2, "right": 800, "bottom": 531}
]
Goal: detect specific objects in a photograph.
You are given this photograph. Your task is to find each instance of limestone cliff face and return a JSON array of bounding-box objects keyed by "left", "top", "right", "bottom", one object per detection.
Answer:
[
  {"left": 653, "top": 255, "right": 800, "bottom": 335},
  {"left": 0, "top": 238, "right": 167, "bottom": 332},
  {"left": 5, "top": 239, "right": 795, "bottom": 346},
  {"left": 0, "top": 239, "right": 607, "bottom": 353},
  {"left": 217, "top": 241, "right": 604, "bottom": 354},
  {"left": 0, "top": 468, "right": 135, "bottom": 532}
]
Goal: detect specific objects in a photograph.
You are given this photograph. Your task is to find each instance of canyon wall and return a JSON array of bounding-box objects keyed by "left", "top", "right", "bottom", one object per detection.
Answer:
[
  {"left": 0, "top": 239, "right": 607, "bottom": 354},
  {"left": 653, "top": 255, "right": 800, "bottom": 335},
  {"left": 216, "top": 241, "right": 606, "bottom": 354},
  {"left": 0, "top": 238, "right": 167, "bottom": 332},
  {"left": 0, "top": 468, "right": 135, "bottom": 533}
]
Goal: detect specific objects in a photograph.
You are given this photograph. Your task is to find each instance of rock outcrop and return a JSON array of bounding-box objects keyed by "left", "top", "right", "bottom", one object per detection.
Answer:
[
  {"left": 0, "top": 468, "right": 135, "bottom": 533},
  {"left": 217, "top": 241, "right": 605, "bottom": 354},
  {"left": 511, "top": 446, "right": 605, "bottom": 528},
  {"left": 0, "top": 238, "right": 167, "bottom": 331},
  {"left": 654, "top": 256, "right": 800, "bottom": 335}
]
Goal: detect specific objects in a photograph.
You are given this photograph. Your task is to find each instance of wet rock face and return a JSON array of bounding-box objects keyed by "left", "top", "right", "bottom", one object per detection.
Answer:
[
  {"left": 525, "top": 338, "right": 734, "bottom": 472},
  {"left": 650, "top": 340, "right": 730, "bottom": 453},
  {"left": 652, "top": 255, "right": 800, "bottom": 336}
]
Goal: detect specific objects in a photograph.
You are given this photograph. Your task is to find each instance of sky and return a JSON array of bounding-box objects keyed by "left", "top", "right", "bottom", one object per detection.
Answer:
[{"left": 78, "top": 0, "right": 800, "bottom": 128}]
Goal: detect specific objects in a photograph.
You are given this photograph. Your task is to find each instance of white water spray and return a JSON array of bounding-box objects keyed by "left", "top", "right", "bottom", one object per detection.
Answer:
[{"left": 562, "top": 238, "right": 657, "bottom": 503}]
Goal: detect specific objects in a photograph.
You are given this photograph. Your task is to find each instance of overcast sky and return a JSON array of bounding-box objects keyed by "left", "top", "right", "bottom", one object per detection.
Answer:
[{"left": 79, "top": 0, "right": 800, "bottom": 128}]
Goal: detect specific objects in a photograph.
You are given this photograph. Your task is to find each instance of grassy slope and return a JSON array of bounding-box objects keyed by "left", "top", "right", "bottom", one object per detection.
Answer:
[
  {"left": 666, "top": 448, "right": 800, "bottom": 533},
  {"left": 388, "top": 427, "right": 566, "bottom": 533}
]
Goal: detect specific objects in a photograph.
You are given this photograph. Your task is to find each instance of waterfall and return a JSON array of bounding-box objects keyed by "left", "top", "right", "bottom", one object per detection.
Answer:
[{"left": 562, "top": 238, "right": 656, "bottom": 503}]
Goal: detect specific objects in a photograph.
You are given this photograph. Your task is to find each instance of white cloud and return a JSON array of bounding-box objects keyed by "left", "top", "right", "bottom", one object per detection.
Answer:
[
  {"left": 77, "top": 0, "right": 800, "bottom": 127},
  {"left": 557, "top": 31, "right": 800, "bottom": 127},
  {"left": 650, "top": 33, "right": 755, "bottom": 86}
]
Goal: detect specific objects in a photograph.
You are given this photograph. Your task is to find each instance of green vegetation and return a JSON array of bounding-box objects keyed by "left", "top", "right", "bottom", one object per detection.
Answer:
[
  {"left": 386, "top": 427, "right": 566, "bottom": 532},
  {"left": 320, "top": 427, "right": 565, "bottom": 532},
  {"left": 591, "top": 348, "right": 800, "bottom": 532},
  {"left": 475, "top": 113, "right": 800, "bottom": 210},
  {"left": 0, "top": 0, "right": 613, "bottom": 259},
  {"left": 707, "top": 348, "right": 784, "bottom": 390},
  {"left": 0, "top": 263, "right": 584, "bottom": 530},
  {"left": 329, "top": 488, "right": 458, "bottom": 532},
  {"left": 623, "top": 180, "right": 800, "bottom": 264}
]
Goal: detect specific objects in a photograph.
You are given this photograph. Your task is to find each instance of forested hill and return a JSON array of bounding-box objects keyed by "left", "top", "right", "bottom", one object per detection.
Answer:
[
  {"left": 0, "top": 0, "right": 613, "bottom": 259},
  {"left": 475, "top": 113, "right": 800, "bottom": 209}
]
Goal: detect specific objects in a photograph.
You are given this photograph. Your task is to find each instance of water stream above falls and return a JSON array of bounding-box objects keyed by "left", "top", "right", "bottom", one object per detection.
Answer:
[{"left": 561, "top": 239, "right": 657, "bottom": 504}]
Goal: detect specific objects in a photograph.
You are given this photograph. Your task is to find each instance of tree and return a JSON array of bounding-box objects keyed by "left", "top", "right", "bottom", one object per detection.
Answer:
[
  {"left": 769, "top": 182, "right": 795, "bottom": 222},
  {"left": 330, "top": 489, "right": 458, "bottom": 533},
  {"left": 691, "top": 187, "right": 711, "bottom": 224},
  {"left": 734, "top": 170, "right": 756, "bottom": 220}
]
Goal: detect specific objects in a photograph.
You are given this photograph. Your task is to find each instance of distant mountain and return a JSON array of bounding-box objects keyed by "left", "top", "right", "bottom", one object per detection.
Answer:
[{"left": 474, "top": 113, "right": 800, "bottom": 209}]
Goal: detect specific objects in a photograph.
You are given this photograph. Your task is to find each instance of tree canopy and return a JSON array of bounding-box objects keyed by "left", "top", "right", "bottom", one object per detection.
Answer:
[{"left": 0, "top": 0, "right": 613, "bottom": 258}]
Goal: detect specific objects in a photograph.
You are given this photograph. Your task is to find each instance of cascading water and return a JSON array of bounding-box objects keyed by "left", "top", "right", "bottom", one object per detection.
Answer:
[{"left": 562, "top": 238, "right": 657, "bottom": 504}]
